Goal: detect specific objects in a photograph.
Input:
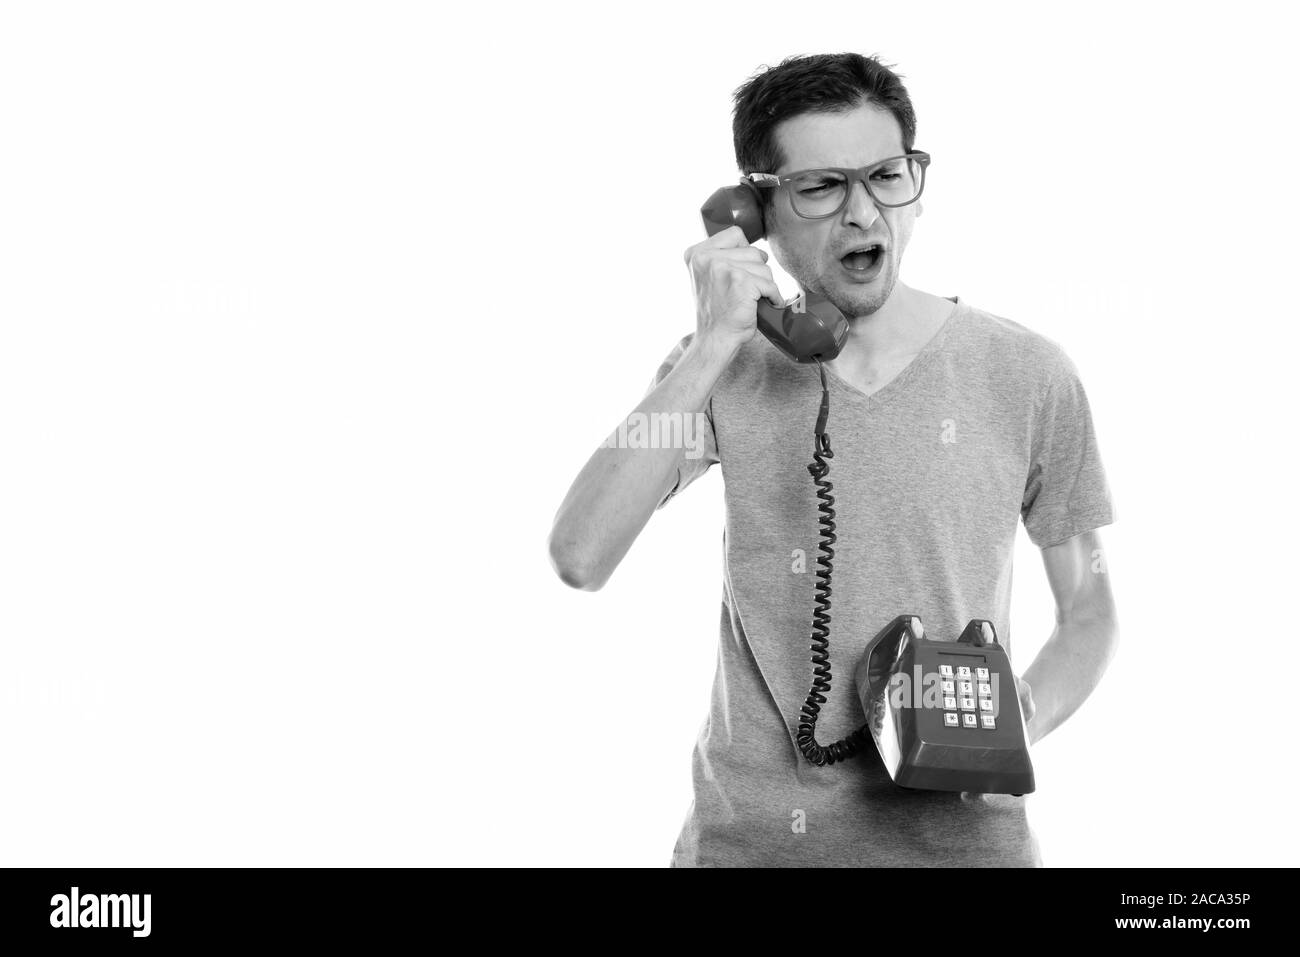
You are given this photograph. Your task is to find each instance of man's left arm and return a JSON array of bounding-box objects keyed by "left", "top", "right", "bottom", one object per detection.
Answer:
[{"left": 1017, "top": 528, "right": 1118, "bottom": 746}]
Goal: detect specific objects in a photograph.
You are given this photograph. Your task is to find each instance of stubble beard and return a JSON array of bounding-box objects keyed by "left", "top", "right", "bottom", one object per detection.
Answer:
[{"left": 803, "top": 252, "right": 897, "bottom": 322}]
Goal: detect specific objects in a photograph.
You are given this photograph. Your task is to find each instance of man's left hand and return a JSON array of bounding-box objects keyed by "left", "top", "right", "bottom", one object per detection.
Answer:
[{"left": 1016, "top": 675, "right": 1036, "bottom": 725}]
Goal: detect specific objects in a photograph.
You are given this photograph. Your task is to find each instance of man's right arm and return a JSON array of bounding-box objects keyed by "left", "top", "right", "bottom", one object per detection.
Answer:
[
  {"left": 546, "top": 334, "right": 735, "bottom": 591},
  {"left": 546, "top": 224, "right": 781, "bottom": 591}
]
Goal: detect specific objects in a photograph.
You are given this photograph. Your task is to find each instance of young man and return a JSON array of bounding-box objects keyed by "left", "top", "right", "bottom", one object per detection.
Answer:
[{"left": 548, "top": 53, "right": 1118, "bottom": 867}]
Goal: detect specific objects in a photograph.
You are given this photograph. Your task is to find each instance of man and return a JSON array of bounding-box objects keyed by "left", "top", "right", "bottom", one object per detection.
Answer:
[{"left": 548, "top": 52, "right": 1118, "bottom": 867}]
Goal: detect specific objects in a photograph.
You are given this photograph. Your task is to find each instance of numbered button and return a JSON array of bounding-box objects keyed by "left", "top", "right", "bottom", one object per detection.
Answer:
[
  {"left": 944, "top": 712, "right": 959, "bottom": 727},
  {"left": 957, "top": 666, "right": 972, "bottom": 679},
  {"left": 959, "top": 681, "right": 974, "bottom": 695},
  {"left": 976, "top": 668, "right": 990, "bottom": 681},
  {"left": 960, "top": 697, "right": 976, "bottom": 711},
  {"left": 943, "top": 696, "right": 957, "bottom": 709},
  {"left": 979, "top": 698, "right": 994, "bottom": 712},
  {"left": 940, "top": 665, "right": 954, "bottom": 677},
  {"left": 941, "top": 680, "right": 955, "bottom": 695},
  {"left": 963, "top": 713, "right": 978, "bottom": 728},
  {"left": 978, "top": 683, "right": 992, "bottom": 697}
]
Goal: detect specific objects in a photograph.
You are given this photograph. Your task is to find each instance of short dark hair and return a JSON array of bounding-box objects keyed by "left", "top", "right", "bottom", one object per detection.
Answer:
[{"left": 731, "top": 52, "right": 917, "bottom": 196}]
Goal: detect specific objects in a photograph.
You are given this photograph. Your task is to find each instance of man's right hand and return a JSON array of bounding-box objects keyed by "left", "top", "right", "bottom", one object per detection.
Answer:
[{"left": 682, "top": 225, "right": 783, "bottom": 357}]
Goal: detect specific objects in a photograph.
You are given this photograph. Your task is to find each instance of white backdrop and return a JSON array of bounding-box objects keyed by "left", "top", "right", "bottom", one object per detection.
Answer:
[{"left": 1, "top": 1, "right": 1296, "bottom": 867}]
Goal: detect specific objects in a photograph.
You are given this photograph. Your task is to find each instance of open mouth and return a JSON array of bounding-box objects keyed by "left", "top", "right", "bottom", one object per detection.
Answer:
[{"left": 840, "top": 244, "right": 884, "bottom": 275}]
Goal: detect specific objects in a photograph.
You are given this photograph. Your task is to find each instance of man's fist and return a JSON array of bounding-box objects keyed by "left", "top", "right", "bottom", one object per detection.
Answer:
[{"left": 682, "top": 225, "right": 784, "bottom": 355}]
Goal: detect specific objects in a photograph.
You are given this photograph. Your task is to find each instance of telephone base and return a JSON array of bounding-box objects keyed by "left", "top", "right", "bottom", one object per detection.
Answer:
[
  {"left": 855, "top": 615, "right": 1036, "bottom": 796},
  {"left": 891, "top": 743, "right": 1035, "bottom": 795}
]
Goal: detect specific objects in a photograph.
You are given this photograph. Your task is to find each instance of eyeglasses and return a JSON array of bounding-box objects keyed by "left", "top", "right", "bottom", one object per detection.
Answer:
[{"left": 744, "top": 151, "right": 931, "bottom": 219}]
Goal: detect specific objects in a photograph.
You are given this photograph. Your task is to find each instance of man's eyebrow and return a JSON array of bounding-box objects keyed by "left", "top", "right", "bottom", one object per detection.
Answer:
[{"left": 787, "top": 153, "right": 908, "bottom": 172}]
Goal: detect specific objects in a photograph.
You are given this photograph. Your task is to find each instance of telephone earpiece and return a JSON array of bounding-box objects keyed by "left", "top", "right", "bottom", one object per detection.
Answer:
[
  {"left": 700, "top": 180, "right": 767, "bottom": 243},
  {"left": 699, "top": 181, "right": 849, "bottom": 364}
]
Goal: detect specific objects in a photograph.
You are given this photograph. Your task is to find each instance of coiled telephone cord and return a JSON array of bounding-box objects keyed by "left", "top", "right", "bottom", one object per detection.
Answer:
[{"left": 794, "top": 358, "right": 871, "bottom": 767}]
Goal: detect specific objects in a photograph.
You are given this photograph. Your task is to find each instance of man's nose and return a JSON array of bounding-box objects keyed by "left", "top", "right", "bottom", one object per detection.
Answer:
[{"left": 842, "top": 178, "right": 880, "bottom": 230}]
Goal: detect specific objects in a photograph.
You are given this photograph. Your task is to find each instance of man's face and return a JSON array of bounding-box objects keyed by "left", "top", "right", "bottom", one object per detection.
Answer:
[{"left": 765, "top": 101, "right": 920, "bottom": 320}]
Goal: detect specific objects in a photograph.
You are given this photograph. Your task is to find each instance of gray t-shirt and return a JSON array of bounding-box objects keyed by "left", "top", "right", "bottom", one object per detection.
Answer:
[{"left": 649, "top": 296, "right": 1115, "bottom": 867}]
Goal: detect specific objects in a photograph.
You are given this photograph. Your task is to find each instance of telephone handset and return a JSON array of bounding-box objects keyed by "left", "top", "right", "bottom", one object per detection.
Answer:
[{"left": 699, "top": 181, "right": 849, "bottom": 364}]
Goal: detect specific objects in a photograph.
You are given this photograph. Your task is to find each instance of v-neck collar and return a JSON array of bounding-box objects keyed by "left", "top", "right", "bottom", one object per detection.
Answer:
[{"left": 822, "top": 296, "right": 968, "bottom": 408}]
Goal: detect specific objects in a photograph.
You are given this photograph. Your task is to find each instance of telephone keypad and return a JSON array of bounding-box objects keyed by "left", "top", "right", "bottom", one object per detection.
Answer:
[{"left": 938, "top": 666, "right": 996, "bottom": 730}]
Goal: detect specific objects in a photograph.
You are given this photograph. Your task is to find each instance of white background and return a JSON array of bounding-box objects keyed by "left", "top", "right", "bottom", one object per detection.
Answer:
[{"left": 1, "top": 1, "right": 1296, "bottom": 867}]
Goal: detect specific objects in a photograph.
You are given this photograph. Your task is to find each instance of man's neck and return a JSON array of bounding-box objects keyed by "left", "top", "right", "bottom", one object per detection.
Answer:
[
  {"left": 840, "top": 283, "right": 953, "bottom": 359},
  {"left": 817, "top": 284, "right": 955, "bottom": 396}
]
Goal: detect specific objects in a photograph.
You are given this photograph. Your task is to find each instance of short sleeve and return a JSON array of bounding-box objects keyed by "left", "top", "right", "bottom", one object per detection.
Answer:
[
  {"left": 645, "top": 334, "right": 720, "bottom": 509},
  {"left": 1021, "top": 351, "right": 1115, "bottom": 547}
]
